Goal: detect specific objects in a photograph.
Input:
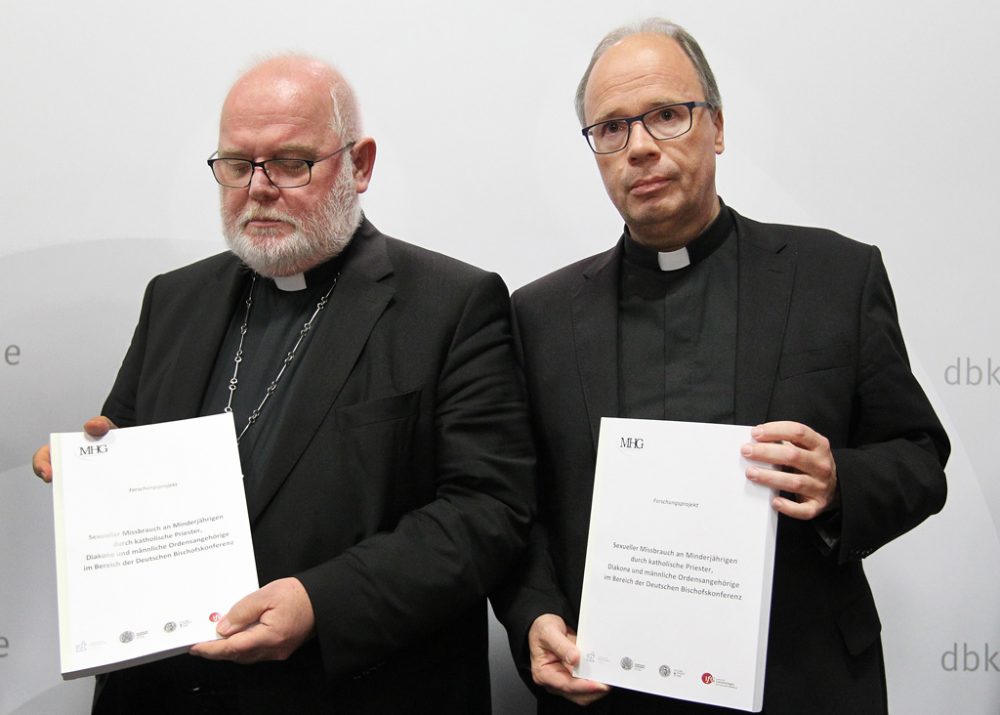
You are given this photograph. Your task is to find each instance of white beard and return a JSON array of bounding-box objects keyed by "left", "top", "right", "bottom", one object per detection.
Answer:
[{"left": 222, "top": 156, "right": 362, "bottom": 277}]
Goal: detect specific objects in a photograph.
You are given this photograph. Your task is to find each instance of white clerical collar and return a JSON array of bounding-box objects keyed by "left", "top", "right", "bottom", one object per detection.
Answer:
[
  {"left": 273, "top": 273, "right": 307, "bottom": 291},
  {"left": 657, "top": 246, "right": 691, "bottom": 272}
]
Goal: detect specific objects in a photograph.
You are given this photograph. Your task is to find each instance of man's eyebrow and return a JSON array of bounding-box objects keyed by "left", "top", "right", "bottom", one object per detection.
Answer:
[
  {"left": 270, "top": 143, "right": 322, "bottom": 158},
  {"left": 216, "top": 143, "right": 321, "bottom": 159},
  {"left": 590, "top": 109, "right": 637, "bottom": 125},
  {"left": 591, "top": 100, "right": 684, "bottom": 124}
]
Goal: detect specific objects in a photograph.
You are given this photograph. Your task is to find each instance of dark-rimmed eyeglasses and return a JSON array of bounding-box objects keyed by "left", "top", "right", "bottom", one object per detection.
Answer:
[
  {"left": 207, "top": 142, "right": 356, "bottom": 188},
  {"left": 581, "top": 102, "right": 712, "bottom": 154}
]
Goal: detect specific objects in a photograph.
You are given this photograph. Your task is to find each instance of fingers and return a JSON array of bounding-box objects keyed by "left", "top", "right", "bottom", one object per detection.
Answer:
[
  {"left": 541, "top": 672, "right": 612, "bottom": 707},
  {"left": 745, "top": 422, "right": 828, "bottom": 464},
  {"left": 532, "top": 614, "right": 579, "bottom": 666},
  {"left": 532, "top": 650, "right": 611, "bottom": 707},
  {"left": 769, "top": 493, "right": 827, "bottom": 520},
  {"left": 191, "top": 625, "right": 271, "bottom": 664},
  {"left": 32, "top": 444, "right": 52, "bottom": 483},
  {"left": 215, "top": 587, "right": 270, "bottom": 637},
  {"left": 750, "top": 420, "right": 820, "bottom": 445},
  {"left": 528, "top": 614, "right": 611, "bottom": 707},
  {"left": 190, "top": 578, "right": 314, "bottom": 664},
  {"left": 747, "top": 465, "right": 830, "bottom": 518},
  {"left": 744, "top": 441, "right": 832, "bottom": 481},
  {"left": 743, "top": 421, "right": 838, "bottom": 520}
]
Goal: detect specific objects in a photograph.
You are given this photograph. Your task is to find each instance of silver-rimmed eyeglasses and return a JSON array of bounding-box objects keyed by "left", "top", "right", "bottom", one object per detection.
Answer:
[
  {"left": 207, "top": 142, "right": 356, "bottom": 188},
  {"left": 581, "top": 102, "right": 712, "bottom": 154}
]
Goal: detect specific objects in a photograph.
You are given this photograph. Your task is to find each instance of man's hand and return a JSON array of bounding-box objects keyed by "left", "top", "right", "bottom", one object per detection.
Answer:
[
  {"left": 32, "top": 416, "right": 117, "bottom": 483},
  {"left": 528, "top": 614, "right": 611, "bottom": 707},
  {"left": 189, "top": 578, "right": 315, "bottom": 664},
  {"left": 743, "top": 421, "right": 838, "bottom": 520}
]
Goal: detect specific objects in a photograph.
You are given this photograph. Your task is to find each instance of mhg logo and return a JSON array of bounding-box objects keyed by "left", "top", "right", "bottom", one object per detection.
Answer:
[
  {"left": 79, "top": 444, "right": 109, "bottom": 456},
  {"left": 619, "top": 436, "right": 644, "bottom": 449}
]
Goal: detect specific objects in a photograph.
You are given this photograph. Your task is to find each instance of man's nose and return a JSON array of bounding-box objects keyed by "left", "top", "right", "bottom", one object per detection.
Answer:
[
  {"left": 625, "top": 121, "right": 660, "bottom": 159},
  {"left": 247, "top": 165, "right": 280, "bottom": 201}
]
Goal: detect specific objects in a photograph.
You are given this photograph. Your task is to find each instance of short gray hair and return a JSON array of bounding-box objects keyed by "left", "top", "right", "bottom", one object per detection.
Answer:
[
  {"left": 574, "top": 18, "right": 722, "bottom": 126},
  {"left": 326, "top": 72, "right": 361, "bottom": 142}
]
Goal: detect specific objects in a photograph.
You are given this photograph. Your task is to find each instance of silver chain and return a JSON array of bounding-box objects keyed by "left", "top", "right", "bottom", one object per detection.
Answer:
[{"left": 224, "top": 271, "right": 340, "bottom": 442}]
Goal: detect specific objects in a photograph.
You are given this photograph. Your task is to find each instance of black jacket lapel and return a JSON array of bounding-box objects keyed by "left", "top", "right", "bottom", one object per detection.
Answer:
[
  {"left": 245, "top": 221, "right": 395, "bottom": 522},
  {"left": 572, "top": 241, "right": 622, "bottom": 451},
  {"left": 733, "top": 211, "right": 795, "bottom": 426},
  {"left": 158, "top": 257, "right": 248, "bottom": 423}
]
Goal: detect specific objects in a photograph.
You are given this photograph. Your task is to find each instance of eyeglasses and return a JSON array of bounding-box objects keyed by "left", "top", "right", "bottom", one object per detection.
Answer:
[
  {"left": 581, "top": 102, "right": 712, "bottom": 154},
  {"left": 207, "top": 142, "right": 356, "bottom": 188}
]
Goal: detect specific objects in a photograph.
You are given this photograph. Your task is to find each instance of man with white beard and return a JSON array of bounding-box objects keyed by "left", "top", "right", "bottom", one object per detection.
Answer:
[{"left": 31, "top": 55, "right": 535, "bottom": 714}]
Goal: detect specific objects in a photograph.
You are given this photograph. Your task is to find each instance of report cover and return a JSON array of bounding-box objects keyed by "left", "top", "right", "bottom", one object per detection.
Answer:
[
  {"left": 574, "top": 418, "right": 777, "bottom": 711},
  {"left": 50, "top": 413, "right": 258, "bottom": 679}
]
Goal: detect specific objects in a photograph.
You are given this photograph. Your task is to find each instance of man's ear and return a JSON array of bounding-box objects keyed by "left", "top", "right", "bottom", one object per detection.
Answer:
[
  {"left": 713, "top": 108, "right": 725, "bottom": 155},
  {"left": 350, "top": 137, "right": 376, "bottom": 193}
]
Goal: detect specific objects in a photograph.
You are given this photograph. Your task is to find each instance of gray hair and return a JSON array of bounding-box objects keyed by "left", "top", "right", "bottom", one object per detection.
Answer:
[
  {"left": 326, "top": 71, "right": 361, "bottom": 142},
  {"left": 574, "top": 18, "right": 722, "bottom": 126}
]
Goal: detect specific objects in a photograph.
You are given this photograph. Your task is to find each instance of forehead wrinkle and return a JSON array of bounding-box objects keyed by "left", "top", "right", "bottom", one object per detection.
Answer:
[
  {"left": 587, "top": 71, "right": 691, "bottom": 123},
  {"left": 219, "top": 119, "right": 325, "bottom": 154},
  {"left": 221, "top": 97, "right": 328, "bottom": 132},
  {"left": 219, "top": 63, "right": 338, "bottom": 145},
  {"left": 219, "top": 93, "right": 336, "bottom": 159}
]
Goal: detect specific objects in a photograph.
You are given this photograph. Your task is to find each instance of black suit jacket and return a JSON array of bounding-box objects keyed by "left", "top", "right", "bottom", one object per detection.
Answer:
[
  {"left": 95, "top": 220, "right": 535, "bottom": 714},
  {"left": 494, "top": 208, "right": 948, "bottom": 715}
]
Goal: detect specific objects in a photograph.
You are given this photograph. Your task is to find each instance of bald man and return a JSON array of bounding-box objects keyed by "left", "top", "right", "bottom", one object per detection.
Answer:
[
  {"left": 493, "top": 19, "right": 947, "bottom": 715},
  {"left": 33, "top": 56, "right": 534, "bottom": 714}
]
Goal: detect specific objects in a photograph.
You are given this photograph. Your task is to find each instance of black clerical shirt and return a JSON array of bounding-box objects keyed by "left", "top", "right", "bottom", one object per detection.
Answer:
[
  {"left": 618, "top": 205, "right": 738, "bottom": 424},
  {"left": 201, "top": 252, "right": 345, "bottom": 484}
]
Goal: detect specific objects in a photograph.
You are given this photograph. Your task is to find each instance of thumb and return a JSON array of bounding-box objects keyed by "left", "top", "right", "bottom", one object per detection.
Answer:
[
  {"left": 217, "top": 591, "right": 264, "bottom": 636},
  {"left": 540, "top": 623, "right": 580, "bottom": 666},
  {"left": 555, "top": 637, "right": 580, "bottom": 667},
  {"left": 83, "top": 416, "right": 117, "bottom": 438}
]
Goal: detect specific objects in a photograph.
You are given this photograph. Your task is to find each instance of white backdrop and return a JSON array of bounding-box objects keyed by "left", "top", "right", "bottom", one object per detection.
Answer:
[{"left": 2, "top": 1, "right": 997, "bottom": 713}]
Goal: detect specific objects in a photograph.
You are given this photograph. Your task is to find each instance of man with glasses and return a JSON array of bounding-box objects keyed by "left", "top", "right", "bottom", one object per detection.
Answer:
[
  {"left": 32, "top": 54, "right": 534, "bottom": 714},
  {"left": 494, "top": 18, "right": 948, "bottom": 714}
]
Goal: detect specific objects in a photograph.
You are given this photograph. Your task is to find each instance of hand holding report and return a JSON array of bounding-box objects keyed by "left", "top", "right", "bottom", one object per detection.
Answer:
[
  {"left": 50, "top": 413, "right": 258, "bottom": 679},
  {"left": 574, "top": 418, "right": 777, "bottom": 712}
]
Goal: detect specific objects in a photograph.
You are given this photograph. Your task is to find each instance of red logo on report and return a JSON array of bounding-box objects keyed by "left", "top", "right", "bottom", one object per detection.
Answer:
[
  {"left": 209, "top": 612, "right": 221, "bottom": 623},
  {"left": 701, "top": 673, "right": 714, "bottom": 684}
]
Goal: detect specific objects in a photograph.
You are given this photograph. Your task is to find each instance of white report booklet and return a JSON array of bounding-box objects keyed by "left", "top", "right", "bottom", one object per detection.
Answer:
[
  {"left": 50, "top": 413, "right": 258, "bottom": 679},
  {"left": 574, "top": 418, "right": 778, "bottom": 712}
]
